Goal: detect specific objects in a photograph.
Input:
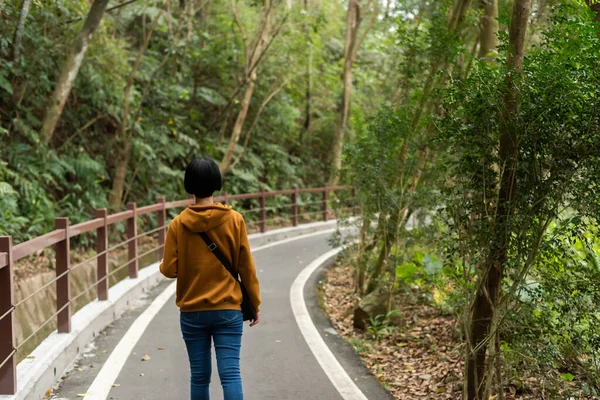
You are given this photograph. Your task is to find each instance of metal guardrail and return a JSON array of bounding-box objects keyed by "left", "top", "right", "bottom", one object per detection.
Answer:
[{"left": 0, "top": 185, "right": 355, "bottom": 394}]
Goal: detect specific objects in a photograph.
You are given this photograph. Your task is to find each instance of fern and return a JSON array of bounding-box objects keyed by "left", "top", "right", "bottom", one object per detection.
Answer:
[
  {"left": 0, "top": 182, "right": 17, "bottom": 197},
  {"left": 73, "top": 155, "right": 106, "bottom": 177}
]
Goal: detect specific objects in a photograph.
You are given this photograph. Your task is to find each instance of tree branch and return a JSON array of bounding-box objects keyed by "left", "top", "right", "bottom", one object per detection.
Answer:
[
  {"left": 63, "top": 0, "right": 142, "bottom": 25},
  {"left": 352, "top": 0, "right": 378, "bottom": 61},
  {"left": 56, "top": 114, "right": 106, "bottom": 152},
  {"left": 207, "top": 12, "right": 289, "bottom": 132},
  {"left": 359, "top": 0, "right": 373, "bottom": 21},
  {"left": 231, "top": 0, "right": 249, "bottom": 63},
  {"left": 121, "top": 1, "right": 165, "bottom": 139},
  {"left": 246, "top": 6, "right": 273, "bottom": 72},
  {"left": 227, "top": 79, "right": 289, "bottom": 173},
  {"left": 13, "top": 0, "right": 32, "bottom": 60}
]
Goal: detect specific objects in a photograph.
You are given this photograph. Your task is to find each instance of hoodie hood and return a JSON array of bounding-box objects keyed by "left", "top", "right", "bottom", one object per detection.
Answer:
[{"left": 180, "top": 203, "right": 233, "bottom": 233}]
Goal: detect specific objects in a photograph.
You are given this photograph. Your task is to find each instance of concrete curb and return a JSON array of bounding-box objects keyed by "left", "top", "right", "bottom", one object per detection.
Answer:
[
  {"left": 2, "top": 264, "right": 164, "bottom": 400},
  {"left": 1, "top": 221, "right": 340, "bottom": 400},
  {"left": 305, "top": 257, "right": 395, "bottom": 400},
  {"left": 248, "top": 219, "right": 342, "bottom": 248}
]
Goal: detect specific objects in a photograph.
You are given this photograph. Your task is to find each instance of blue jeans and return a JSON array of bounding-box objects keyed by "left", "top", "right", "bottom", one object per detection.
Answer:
[{"left": 180, "top": 310, "right": 244, "bottom": 400}]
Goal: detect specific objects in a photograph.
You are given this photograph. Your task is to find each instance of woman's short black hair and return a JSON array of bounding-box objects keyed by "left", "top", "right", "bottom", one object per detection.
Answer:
[{"left": 184, "top": 157, "right": 222, "bottom": 198}]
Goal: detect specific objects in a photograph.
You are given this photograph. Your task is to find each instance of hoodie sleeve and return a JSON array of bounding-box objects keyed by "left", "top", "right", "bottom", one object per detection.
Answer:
[
  {"left": 237, "top": 216, "right": 261, "bottom": 312},
  {"left": 160, "top": 219, "right": 178, "bottom": 279}
]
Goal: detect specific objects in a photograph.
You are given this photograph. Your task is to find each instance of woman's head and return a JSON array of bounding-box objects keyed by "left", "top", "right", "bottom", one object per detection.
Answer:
[{"left": 184, "top": 157, "right": 222, "bottom": 199}]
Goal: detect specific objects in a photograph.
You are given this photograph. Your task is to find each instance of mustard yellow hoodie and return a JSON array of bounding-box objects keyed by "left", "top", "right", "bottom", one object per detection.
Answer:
[{"left": 160, "top": 203, "right": 261, "bottom": 313}]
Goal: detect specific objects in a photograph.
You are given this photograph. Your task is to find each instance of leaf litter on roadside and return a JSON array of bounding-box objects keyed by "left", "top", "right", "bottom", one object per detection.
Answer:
[{"left": 322, "top": 263, "right": 538, "bottom": 400}]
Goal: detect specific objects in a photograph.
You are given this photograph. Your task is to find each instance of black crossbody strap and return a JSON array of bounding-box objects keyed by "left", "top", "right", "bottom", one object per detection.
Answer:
[{"left": 198, "top": 232, "right": 237, "bottom": 280}]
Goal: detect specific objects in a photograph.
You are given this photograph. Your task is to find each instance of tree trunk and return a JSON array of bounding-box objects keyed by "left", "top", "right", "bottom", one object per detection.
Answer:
[
  {"left": 329, "top": 0, "right": 361, "bottom": 186},
  {"left": 478, "top": 0, "right": 498, "bottom": 59},
  {"left": 228, "top": 80, "right": 288, "bottom": 173},
  {"left": 302, "top": 0, "right": 312, "bottom": 138},
  {"left": 220, "top": 0, "right": 272, "bottom": 174},
  {"left": 110, "top": 5, "right": 164, "bottom": 209},
  {"left": 411, "top": 0, "right": 472, "bottom": 130},
  {"left": 186, "top": 0, "right": 195, "bottom": 44},
  {"left": 12, "top": 0, "right": 32, "bottom": 61},
  {"left": 40, "top": 0, "right": 110, "bottom": 145},
  {"left": 220, "top": 76, "right": 257, "bottom": 174},
  {"left": 200, "top": 0, "right": 210, "bottom": 48},
  {"left": 111, "top": 139, "right": 132, "bottom": 207},
  {"left": 366, "top": 240, "right": 391, "bottom": 294},
  {"left": 466, "top": 1, "right": 531, "bottom": 399},
  {"left": 329, "top": 51, "right": 355, "bottom": 185}
]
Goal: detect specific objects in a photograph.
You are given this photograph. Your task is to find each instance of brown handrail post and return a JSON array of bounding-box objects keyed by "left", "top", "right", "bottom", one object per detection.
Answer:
[
  {"left": 127, "top": 203, "right": 138, "bottom": 279},
  {"left": 0, "top": 237, "right": 16, "bottom": 395},
  {"left": 292, "top": 185, "right": 298, "bottom": 227},
  {"left": 55, "top": 218, "right": 71, "bottom": 334},
  {"left": 223, "top": 191, "right": 228, "bottom": 205},
  {"left": 156, "top": 197, "right": 166, "bottom": 260},
  {"left": 96, "top": 209, "right": 108, "bottom": 301},
  {"left": 322, "top": 185, "right": 328, "bottom": 222},
  {"left": 260, "top": 188, "right": 266, "bottom": 233},
  {"left": 352, "top": 187, "right": 358, "bottom": 216}
]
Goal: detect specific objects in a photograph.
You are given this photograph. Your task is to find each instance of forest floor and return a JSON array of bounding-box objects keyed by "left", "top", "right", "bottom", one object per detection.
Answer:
[{"left": 321, "top": 263, "right": 539, "bottom": 400}]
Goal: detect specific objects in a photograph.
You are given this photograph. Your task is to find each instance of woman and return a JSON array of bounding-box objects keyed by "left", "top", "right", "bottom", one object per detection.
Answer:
[{"left": 160, "top": 157, "right": 261, "bottom": 400}]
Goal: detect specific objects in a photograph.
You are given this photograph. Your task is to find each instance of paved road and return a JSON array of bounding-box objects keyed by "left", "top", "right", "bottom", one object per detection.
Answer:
[{"left": 100, "top": 232, "right": 343, "bottom": 400}]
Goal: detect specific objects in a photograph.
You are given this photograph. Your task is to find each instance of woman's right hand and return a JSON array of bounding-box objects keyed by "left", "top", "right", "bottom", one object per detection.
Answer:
[{"left": 249, "top": 312, "right": 260, "bottom": 327}]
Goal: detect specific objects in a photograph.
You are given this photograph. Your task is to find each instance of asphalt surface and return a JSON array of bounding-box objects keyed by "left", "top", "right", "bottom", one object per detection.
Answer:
[{"left": 51, "top": 232, "right": 392, "bottom": 400}]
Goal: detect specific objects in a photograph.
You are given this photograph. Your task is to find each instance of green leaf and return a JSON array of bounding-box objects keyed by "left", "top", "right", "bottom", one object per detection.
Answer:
[
  {"left": 560, "top": 373, "right": 574, "bottom": 382},
  {"left": 396, "top": 263, "right": 418, "bottom": 281},
  {"left": 423, "top": 254, "right": 443, "bottom": 275},
  {"left": 0, "top": 182, "right": 18, "bottom": 197},
  {"left": 196, "top": 87, "right": 227, "bottom": 106},
  {"left": 0, "top": 75, "right": 13, "bottom": 95}
]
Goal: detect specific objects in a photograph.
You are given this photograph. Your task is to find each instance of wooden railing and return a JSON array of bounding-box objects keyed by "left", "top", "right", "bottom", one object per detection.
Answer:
[{"left": 0, "top": 185, "right": 354, "bottom": 394}]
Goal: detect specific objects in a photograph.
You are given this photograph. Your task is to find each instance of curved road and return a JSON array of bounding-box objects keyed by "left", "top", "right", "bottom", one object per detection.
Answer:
[{"left": 54, "top": 231, "right": 351, "bottom": 399}]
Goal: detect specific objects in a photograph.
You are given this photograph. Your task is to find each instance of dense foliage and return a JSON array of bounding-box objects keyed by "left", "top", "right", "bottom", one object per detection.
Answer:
[
  {"left": 3, "top": 0, "right": 600, "bottom": 398},
  {"left": 0, "top": 0, "right": 394, "bottom": 241},
  {"left": 340, "top": 0, "right": 600, "bottom": 398}
]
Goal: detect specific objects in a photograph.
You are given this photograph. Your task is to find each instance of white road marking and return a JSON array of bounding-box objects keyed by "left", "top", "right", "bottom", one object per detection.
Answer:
[
  {"left": 82, "top": 228, "right": 337, "bottom": 400},
  {"left": 82, "top": 281, "right": 177, "bottom": 400},
  {"left": 290, "top": 248, "right": 368, "bottom": 400}
]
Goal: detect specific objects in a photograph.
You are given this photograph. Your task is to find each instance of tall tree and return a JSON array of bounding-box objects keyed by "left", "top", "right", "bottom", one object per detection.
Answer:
[
  {"left": 302, "top": 0, "right": 313, "bottom": 137},
  {"left": 466, "top": 0, "right": 532, "bottom": 398},
  {"left": 220, "top": 0, "right": 289, "bottom": 175},
  {"left": 478, "top": 0, "right": 498, "bottom": 59},
  {"left": 12, "top": 0, "right": 32, "bottom": 61},
  {"left": 329, "top": 0, "right": 378, "bottom": 186},
  {"left": 110, "top": 4, "right": 166, "bottom": 208},
  {"left": 40, "top": 0, "right": 110, "bottom": 145}
]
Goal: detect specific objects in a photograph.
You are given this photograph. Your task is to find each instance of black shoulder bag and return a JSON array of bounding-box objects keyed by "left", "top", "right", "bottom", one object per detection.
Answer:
[{"left": 198, "top": 232, "right": 257, "bottom": 322}]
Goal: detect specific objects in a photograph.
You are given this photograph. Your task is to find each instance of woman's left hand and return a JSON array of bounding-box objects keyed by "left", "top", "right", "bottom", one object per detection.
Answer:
[{"left": 249, "top": 312, "right": 260, "bottom": 327}]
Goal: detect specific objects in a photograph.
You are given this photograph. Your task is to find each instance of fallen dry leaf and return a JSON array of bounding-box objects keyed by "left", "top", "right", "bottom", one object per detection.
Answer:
[
  {"left": 141, "top": 354, "right": 151, "bottom": 361},
  {"left": 321, "top": 263, "right": 541, "bottom": 400}
]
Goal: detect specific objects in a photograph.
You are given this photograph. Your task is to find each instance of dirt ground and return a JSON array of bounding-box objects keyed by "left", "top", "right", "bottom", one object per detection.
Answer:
[{"left": 321, "top": 263, "right": 541, "bottom": 400}]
